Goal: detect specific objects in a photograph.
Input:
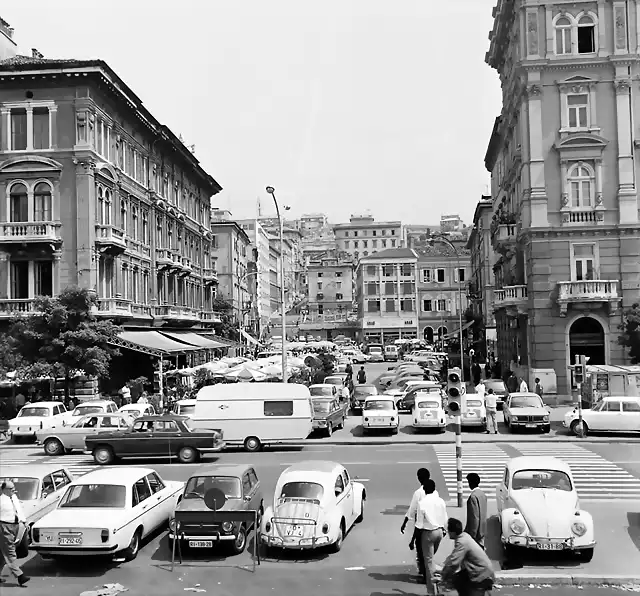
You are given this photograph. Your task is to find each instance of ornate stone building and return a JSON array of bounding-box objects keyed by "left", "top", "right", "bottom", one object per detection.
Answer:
[{"left": 485, "top": 0, "right": 640, "bottom": 393}]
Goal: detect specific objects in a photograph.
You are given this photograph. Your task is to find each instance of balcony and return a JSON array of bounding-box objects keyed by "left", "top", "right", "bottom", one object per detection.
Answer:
[
  {"left": 155, "top": 248, "right": 180, "bottom": 271},
  {"left": 178, "top": 257, "right": 193, "bottom": 277},
  {"left": 202, "top": 268, "right": 218, "bottom": 285},
  {"left": 493, "top": 285, "right": 528, "bottom": 315},
  {"left": 0, "top": 299, "right": 37, "bottom": 318},
  {"left": 560, "top": 209, "right": 604, "bottom": 226},
  {"left": 153, "top": 304, "right": 200, "bottom": 324},
  {"left": 0, "top": 222, "right": 62, "bottom": 245},
  {"left": 96, "top": 298, "right": 133, "bottom": 318},
  {"left": 200, "top": 310, "right": 223, "bottom": 323},
  {"left": 557, "top": 280, "right": 621, "bottom": 316},
  {"left": 95, "top": 225, "right": 126, "bottom": 255},
  {"left": 131, "top": 303, "right": 153, "bottom": 317}
]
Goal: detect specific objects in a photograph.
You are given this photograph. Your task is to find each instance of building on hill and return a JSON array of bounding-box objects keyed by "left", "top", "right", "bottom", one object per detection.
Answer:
[{"left": 333, "top": 214, "right": 403, "bottom": 263}]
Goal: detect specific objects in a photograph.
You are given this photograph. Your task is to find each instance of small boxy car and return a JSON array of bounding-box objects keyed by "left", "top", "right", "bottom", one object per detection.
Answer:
[
  {"left": 169, "top": 464, "right": 263, "bottom": 555},
  {"left": 118, "top": 403, "right": 156, "bottom": 420},
  {"left": 412, "top": 392, "right": 447, "bottom": 432},
  {"left": 564, "top": 396, "right": 640, "bottom": 436},
  {"left": 362, "top": 396, "right": 399, "bottom": 435},
  {"left": 351, "top": 384, "right": 378, "bottom": 413},
  {"left": 460, "top": 395, "right": 487, "bottom": 428},
  {"left": 31, "top": 467, "right": 183, "bottom": 561},
  {"left": 496, "top": 456, "right": 595, "bottom": 562},
  {"left": 8, "top": 402, "right": 69, "bottom": 441},
  {"left": 311, "top": 398, "right": 345, "bottom": 436},
  {"left": 503, "top": 392, "right": 551, "bottom": 433},
  {"left": 260, "top": 460, "right": 365, "bottom": 552},
  {"left": 309, "top": 384, "right": 337, "bottom": 398}
]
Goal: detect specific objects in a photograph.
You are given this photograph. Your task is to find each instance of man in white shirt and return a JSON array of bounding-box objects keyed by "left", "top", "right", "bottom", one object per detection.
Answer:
[
  {"left": 0, "top": 481, "right": 30, "bottom": 586},
  {"left": 484, "top": 389, "right": 498, "bottom": 434},
  {"left": 475, "top": 382, "right": 486, "bottom": 401},
  {"left": 416, "top": 479, "right": 449, "bottom": 596},
  {"left": 519, "top": 377, "right": 529, "bottom": 392}
]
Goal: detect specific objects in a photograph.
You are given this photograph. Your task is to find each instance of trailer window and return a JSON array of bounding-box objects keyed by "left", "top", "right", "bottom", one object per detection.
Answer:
[{"left": 264, "top": 400, "right": 293, "bottom": 417}]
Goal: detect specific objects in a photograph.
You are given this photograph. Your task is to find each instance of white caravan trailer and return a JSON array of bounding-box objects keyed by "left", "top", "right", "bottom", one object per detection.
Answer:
[{"left": 191, "top": 384, "right": 313, "bottom": 452}]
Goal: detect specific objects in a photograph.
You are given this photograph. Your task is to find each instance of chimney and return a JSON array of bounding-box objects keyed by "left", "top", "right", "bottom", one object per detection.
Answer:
[
  {"left": 31, "top": 48, "right": 44, "bottom": 59},
  {"left": 0, "top": 17, "right": 17, "bottom": 60}
]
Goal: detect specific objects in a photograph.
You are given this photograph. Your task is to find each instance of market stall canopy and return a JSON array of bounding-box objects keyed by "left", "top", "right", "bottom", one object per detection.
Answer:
[
  {"left": 112, "top": 330, "right": 202, "bottom": 356},
  {"left": 158, "top": 330, "right": 226, "bottom": 349},
  {"left": 239, "top": 329, "right": 260, "bottom": 345}
]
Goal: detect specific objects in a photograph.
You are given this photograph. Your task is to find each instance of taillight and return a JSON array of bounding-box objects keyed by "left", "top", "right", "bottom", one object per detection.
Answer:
[
  {"left": 364, "top": 417, "right": 369, "bottom": 422},
  {"left": 101, "top": 529, "right": 109, "bottom": 543},
  {"left": 32, "top": 528, "right": 40, "bottom": 542},
  {"left": 322, "top": 523, "right": 329, "bottom": 534},
  {"left": 265, "top": 521, "right": 271, "bottom": 533},
  {"left": 391, "top": 417, "right": 395, "bottom": 422}
]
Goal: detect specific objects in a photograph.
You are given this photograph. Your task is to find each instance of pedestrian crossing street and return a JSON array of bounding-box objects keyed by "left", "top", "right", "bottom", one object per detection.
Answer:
[{"left": 434, "top": 443, "right": 640, "bottom": 501}]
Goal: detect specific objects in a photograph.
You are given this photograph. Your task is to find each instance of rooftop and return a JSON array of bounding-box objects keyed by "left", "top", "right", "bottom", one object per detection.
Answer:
[{"left": 359, "top": 248, "right": 418, "bottom": 261}]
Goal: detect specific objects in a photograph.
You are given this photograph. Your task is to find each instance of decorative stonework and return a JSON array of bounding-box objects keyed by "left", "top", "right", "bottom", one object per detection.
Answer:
[
  {"left": 527, "top": 10, "right": 539, "bottom": 56},
  {"left": 614, "top": 5, "right": 627, "bottom": 51},
  {"left": 73, "top": 158, "right": 96, "bottom": 172},
  {"left": 526, "top": 84, "right": 542, "bottom": 97},
  {"left": 615, "top": 78, "right": 631, "bottom": 94}
]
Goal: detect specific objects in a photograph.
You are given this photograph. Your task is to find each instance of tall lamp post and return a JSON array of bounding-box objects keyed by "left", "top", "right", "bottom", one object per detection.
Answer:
[{"left": 266, "top": 186, "right": 288, "bottom": 383}]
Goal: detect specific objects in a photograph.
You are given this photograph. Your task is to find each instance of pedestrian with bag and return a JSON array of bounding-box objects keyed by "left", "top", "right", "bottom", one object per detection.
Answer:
[
  {"left": 464, "top": 473, "right": 488, "bottom": 549},
  {"left": 0, "top": 480, "right": 30, "bottom": 586}
]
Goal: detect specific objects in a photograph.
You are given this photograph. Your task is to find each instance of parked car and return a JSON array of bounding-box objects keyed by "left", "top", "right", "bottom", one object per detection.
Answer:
[
  {"left": 496, "top": 456, "right": 595, "bottom": 562},
  {"left": 384, "top": 345, "right": 399, "bottom": 362},
  {"left": 367, "top": 346, "right": 384, "bottom": 363},
  {"left": 412, "top": 392, "right": 447, "bottom": 432},
  {"left": 31, "top": 468, "right": 183, "bottom": 561},
  {"left": 483, "top": 379, "right": 509, "bottom": 409},
  {"left": 169, "top": 464, "right": 263, "bottom": 555},
  {"left": 362, "top": 396, "right": 399, "bottom": 435},
  {"left": 311, "top": 398, "right": 345, "bottom": 436},
  {"left": 396, "top": 382, "right": 443, "bottom": 412},
  {"left": 351, "top": 385, "right": 378, "bottom": 413},
  {"left": 564, "top": 396, "right": 640, "bottom": 436},
  {"left": 172, "top": 399, "right": 197, "bottom": 418},
  {"left": 0, "top": 464, "right": 74, "bottom": 557},
  {"left": 460, "top": 395, "right": 487, "bottom": 429},
  {"left": 309, "top": 384, "right": 337, "bottom": 398},
  {"left": 503, "top": 393, "right": 551, "bottom": 433},
  {"left": 65, "top": 400, "right": 119, "bottom": 422},
  {"left": 323, "top": 374, "right": 348, "bottom": 389},
  {"left": 343, "top": 349, "right": 369, "bottom": 364},
  {"left": 36, "top": 413, "right": 132, "bottom": 456},
  {"left": 85, "top": 414, "right": 225, "bottom": 465},
  {"left": 8, "top": 402, "right": 69, "bottom": 442},
  {"left": 260, "top": 460, "right": 365, "bottom": 551},
  {"left": 118, "top": 403, "right": 156, "bottom": 419}
]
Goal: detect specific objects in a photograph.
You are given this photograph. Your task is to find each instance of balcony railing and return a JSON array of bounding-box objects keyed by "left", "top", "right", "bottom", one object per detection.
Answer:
[
  {"left": 557, "top": 280, "right": 621, "bottom": 316},
  {"left": 0, "top": 299, "right": 37, "bottom": 317},
  {"left": 131, "top": 304, "right": 153, "bottom": 317},
  {"left": 493, "top": 285, "right": 528, "bottom": 312},
  {"left": 95, "top": 225, "right": 126, "bottom": 254},
  {"left": 153, "top": 305, "right": 200, "bottom": 321},
  {"left": 155, "top": 248, "right": 177, "bottom": 270},
  {"left": 96, "top": 298, "right": 133, "bottom": 317},
  {"left": 0, "top": 222, "right": 61, "bottom": 243},
  {"left": 561, "top": 209, "right": 603, "bottom": 225},
  {"left": 203, "top": 268, "right": 218, "bottom": 284},
  {"left": 200, "top": 310, "right": 223, "bottom": 322}
]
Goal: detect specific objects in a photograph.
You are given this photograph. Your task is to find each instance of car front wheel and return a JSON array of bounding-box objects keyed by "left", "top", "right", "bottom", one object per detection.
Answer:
[
  {"left": 178, "top": 446, "right": 199, "bottom": 464},
  {"left": 571, "top": 420, "right": 588, "bottom": 437},
  {"left": 93, "top": 446, "right": 115, "bottom": 465},
  {"left": 230, "top": 526, "right": 247, "bottom": 555},
  {"left": 44, "top": 438, "right": 64, "bottom": 456}
]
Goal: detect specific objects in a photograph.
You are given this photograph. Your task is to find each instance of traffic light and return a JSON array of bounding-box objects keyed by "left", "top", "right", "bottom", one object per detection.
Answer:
[
  {"left": 153, "top": 371, "right": 161, "bottom": 393},
  {"left": 573, "top": 355, "right": 586, "bottom": 385},
  {"left": 447, "top": 367, "right": 465, "bottom": 414}
]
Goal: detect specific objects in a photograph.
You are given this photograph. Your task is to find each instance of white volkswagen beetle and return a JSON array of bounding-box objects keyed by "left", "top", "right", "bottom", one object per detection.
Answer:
[
  {"left": 496, "top": 456, "right": 595, "bottom": 562},
  {"left": 260, "top": 460, "right": 366, "bottom": 552},
  {"left": 31, "top": 467, "right": 183, "bottom": 561}
]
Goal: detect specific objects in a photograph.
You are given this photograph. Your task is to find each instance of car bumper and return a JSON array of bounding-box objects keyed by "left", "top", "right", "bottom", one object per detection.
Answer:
[
  {"left": 9, "top": 429, "right": 37, "bottom": 437},
  {"left": 503, "top": 535, "right": 596, "bottom": 551},
  {"left": 312, "top": 421, "right": 328, "bottom": 430},
  {"left": 261, "top": 534, "right": 331, "bottom": 549},
  {"left": 198, "top": 442, "right": 226, "bottom": 453},
  {"left": 510, "top": 422, "right": 549, "bottom": 430},
  {"left": 31, "top": 543, "right": 120, "bottom": 555},
  {"left": 363, "top": 423, "right": 398, "bottom": 430},
  {"left": 413, "top": 420, "right": 446, "bottom": 428},
  {"left": 169, "top": 532, "right": 236, "bottom": 542},
  {"left": 461, "top": 417, "right": 485, "bottom": 426}
]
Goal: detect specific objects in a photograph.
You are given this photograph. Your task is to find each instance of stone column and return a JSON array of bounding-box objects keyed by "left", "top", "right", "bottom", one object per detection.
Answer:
[
  {"left": 526, "top": 82, "right": 549, "bottom": 227},
  {"left": 0, "top": 251, "right": 9, "bottom": 299},
  {"left": 0, "top": 108, "right": 9, "bottom": 151},
  {"left": 73, "top": 157, "right": 98, "bottom": 289},
  {"left": 614, "top": 78, "right": 638, "bottom": 223},
  {"left": 114, "top": 257, "right": 121, "bottom": 298},
  {"left": 25, "top": 106, "right": 34, "bottom": 151},
  {"left": 544, "top": 6, "right": 553, "bottom": 57},
  {"left": 597, "top": 0, "right": 607, "bottom": 56},
  {"left": 613, "top": 2, "right": 629, "bottom": 55},
  {"left": 526, "top": 7, "right": 540, "bottom": 59},
  {"left": 52, "top": 250, "right": 62, "bottom": 295},
  {"left": 49, "top": 105, "right": 58, "bottom": 149}
]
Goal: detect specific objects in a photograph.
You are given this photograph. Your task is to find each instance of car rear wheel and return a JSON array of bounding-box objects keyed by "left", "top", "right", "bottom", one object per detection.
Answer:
[
  {"left": 331, "top": 520, "right": 345, "bottom": 553},
  {"left": 178, "top": 446, "right": 199, "bottom": 464},
  {"left": 44, "top": 438, "right": 64, "bottom": 456},
  {"left": 122, "top": 528, "right": 142, "bottom": 561},
  {"left": 356, "top": 496, "right": 365, "bottom": 523},
  {"left": 93, "top": 446, "right": 115, "bottom": 465},
  {"left": 244, "top": 436, "right": 262, "bottom": 452},
  {"left": 230, "top": 525, "right": 247, "bottom": 555}
]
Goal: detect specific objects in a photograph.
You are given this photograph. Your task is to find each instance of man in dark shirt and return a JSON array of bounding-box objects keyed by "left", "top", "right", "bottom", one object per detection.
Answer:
[
  {"left": 357, "top": 366, "right": 367, "bottom": 384},
  {"left": 464, "top": 473, "right": 488, "bottom": 548}
]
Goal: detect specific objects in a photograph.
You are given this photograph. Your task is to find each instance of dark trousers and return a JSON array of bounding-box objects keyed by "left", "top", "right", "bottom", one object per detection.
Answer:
[{"left": 453, "top": 569, "right": 493, "bottom": 596}]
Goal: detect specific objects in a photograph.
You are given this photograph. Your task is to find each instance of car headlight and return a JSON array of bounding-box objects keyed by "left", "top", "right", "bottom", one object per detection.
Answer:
[
  {"left": 571, "top": 521, "right": 587, "bottom": 537},
  {"left": 512, "top": 416, "right": 519, "bottom": 422},
  {"left": 543, "top": 415, "right": 549, "bottom": 422},
  {"left": 169, "top": 518, "right": 176, "bottom": 531},
  {"left": 509, "top": 518, "right": 526, "bottom": 535},
  {"left": 221, "top": 521, "right": 234, "bottom": 533}
]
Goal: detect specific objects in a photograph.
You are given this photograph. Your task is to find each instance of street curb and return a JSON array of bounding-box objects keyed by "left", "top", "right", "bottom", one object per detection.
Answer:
[
  {"left": 494, "top": 573, "right": 640, "bottom": 586},
  {"left": 300, "top": 437, "right": 640, "bottom": 446}
]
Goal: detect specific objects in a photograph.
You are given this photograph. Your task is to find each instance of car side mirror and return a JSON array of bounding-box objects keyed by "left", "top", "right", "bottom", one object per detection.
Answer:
[{"left": 244, "top": 495, "right": 251, "bottom": 502}]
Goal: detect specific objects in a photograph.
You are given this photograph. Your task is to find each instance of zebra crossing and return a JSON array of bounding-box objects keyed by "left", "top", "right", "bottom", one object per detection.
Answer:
[
  {"left": 47, "top": 454, "right": 97, "bottom": 478},
  {"left": 433, "top": 444, "right": 509, "bottom": 500},
  {"left": 514, "top": 443, "right": 640, "bottom": 501}
]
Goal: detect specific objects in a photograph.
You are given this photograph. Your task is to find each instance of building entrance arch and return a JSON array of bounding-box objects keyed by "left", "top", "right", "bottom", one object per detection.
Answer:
[
  {"left": 424, "top": 326, "right": 434, "bottom": 343},
  {"left": 569, "top": 316, "right": 605, "bottom": 365}
]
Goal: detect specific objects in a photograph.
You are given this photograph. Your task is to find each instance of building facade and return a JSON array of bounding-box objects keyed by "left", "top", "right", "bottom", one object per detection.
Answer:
[
  {"left": 356, "top": 248, "right": 419, "bottom": 344},
  {"left": 0, "top": 55, "right": 222, "bottom": 329},
  {"left": 467, "top": 198, "right": 497, "bottom": 357},
  {"left": 485, "top": 0, "right": 640, "bottom": 393},
  {"left": 333, "top": 214, "right": 403, "bottom": 262},
  {"left": 416, "top": 245, "right": 471, "bottom": 347}
]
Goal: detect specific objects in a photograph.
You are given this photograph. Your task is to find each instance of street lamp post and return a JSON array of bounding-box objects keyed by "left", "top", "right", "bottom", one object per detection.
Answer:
[{"left": 266, "top": 186, "right": 288, "bottom": 383}]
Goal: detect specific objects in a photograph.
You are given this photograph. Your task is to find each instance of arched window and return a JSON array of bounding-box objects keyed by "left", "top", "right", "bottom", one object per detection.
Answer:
[
  {"left": 33, "top": 182, "right": 52, "bottom": 221},
  {"left": 104, "top": 190, "right": 112, "bottom": 225},
  {"left": 424, "top": 326, "right": 434, "bottom": 343},
  {"left": 555, "top": 16, "right": 572, "bottom": 55},
  {"left": 568, "top": 163, "right": 594, "bottom": 208},
  {"left": 438, "top": 326, "right": 448, "bottom": 338},
  {"left": 97, "top": 187, "right": 104, "bottom": 224},
  {"left": 577, "top": 15, "right": 596, "bottom": 54},
  {"left": 9, "top": 182, "right": 28, "bottom": 222}
]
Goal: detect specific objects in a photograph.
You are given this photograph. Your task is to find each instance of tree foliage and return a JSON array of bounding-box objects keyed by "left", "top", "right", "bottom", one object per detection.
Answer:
[
  {"left": 212, "top": 297, "right": 239, "bottom": 341},
  {"left": 618, "top": 303, "right": 640, "bottom": 364},
  {"left": 7, "top": 287, "right": 122, "bottom": 394}
]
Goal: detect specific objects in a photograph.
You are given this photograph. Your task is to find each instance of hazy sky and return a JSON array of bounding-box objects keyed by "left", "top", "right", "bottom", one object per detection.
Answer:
[{"left": 4, "top": 0, "right": 501, "bottom": 225}]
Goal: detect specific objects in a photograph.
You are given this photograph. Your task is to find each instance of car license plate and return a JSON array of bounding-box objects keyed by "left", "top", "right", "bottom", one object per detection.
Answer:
[
  {"left": 372, "top": 418, "right": 385, "bottom": 423},
  {"left": 285, "top": 525, "right": 304, "bottom": 537},
  {"left": 420, "top": 412, "right": 430, "bottom": 419},
  {"left": 537, "top": 542, "right": 563, "bottom": 550},
  {"left": 58, "top": 535, "right": 82, "bottom": 545},
  {"left": 526, "top": 423, "right": 537, "bottom": 428},
  {"left": 189, "top": 540, "right": 213, "bottom": 548}
]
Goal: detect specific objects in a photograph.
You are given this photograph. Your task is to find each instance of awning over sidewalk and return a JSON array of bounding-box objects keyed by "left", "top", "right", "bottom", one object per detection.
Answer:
[
  {"left": 442, "top": 320, "right": 474, "bottom": 339},
  {"left": 239, "top": 329, "right": 260, "bottom": 346},
  {"left": 112, "top": 330, "right": 202, "bottom": 357},
  {"left": 200, "top": 334, "right": 244, "bottom": 349},
  {"left": 159, "top": 330, "right": 227, "bottom": 349}
]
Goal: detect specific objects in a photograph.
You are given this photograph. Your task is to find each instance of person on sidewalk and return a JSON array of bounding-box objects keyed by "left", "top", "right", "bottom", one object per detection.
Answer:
[
  {"left": 519, "top": 377, "right": 529, "bottom": 392},
  {"left": 475, "top": 381, "right": 485, "bottom": 402},
  {"left": 534, "top": 377, "right": 544, "bottom": 399},
  {"left": 416, "top": 479, "right": 448, "bottom": 596},
  {"left": 484, "top": 389, "right": 498, "bottom": 434},
  {"left": 464, "top": 473, "right": 488, "bottom": 549},
  {"left": 357, "top": 366, "right": 367, "bottom": 384},
  {"left": 0, "top": 481, "right": 30, "bottom": 586},
  {"left": 505, "top": 371, "right": 518, "bottom": 393},
  {"left": 440, "top": 518, "right": 495, "bottom": 596}
]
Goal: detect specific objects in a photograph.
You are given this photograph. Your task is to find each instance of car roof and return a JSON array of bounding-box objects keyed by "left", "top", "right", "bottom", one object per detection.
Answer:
[
  {"left": 136, "top": 414, "right": 188, "bottom": 422},
  {"left": 311, "top": 397, "right": 334, "bottom": 402},
  {"left": 177, "top": 399, "right": 197, "bottom": 405},
  {"left": 75, "top": 399, "right": 115, "bottom": 406},
  {"left": 354, "top": 384, "right": 376, "bottom": 389},
  {"left": 74, "top": 467, "right": 156, "bottom": 484},
  {"left": 509, "top": 392, "right": 543, "bottom": 399},
  {"left": 190, "top": 464, "right": 253, "bottom": 478},
  {"left": 309, "top": 384, "right": 333, "bottom": 388},
  {"left": 119, "top": 403, "right": 149, "bottom": 408},
  {"left": 508, "top": 456, "right": 571, "bottom": 473},
  {"left": 22, "top": 401, "right": 60, "bottom": 407},
  {"left": 283, "top": 460, "right": 342, "bottom": 475},
  {"left": 77, "top": 412, "right": 129, "bottom": 417},
  {"left": 365, "top": 395, "right": 393, "bottom": 400},
  {"left": 0, "top": 464, "right": 72, "bottom": 479},
  {"left": 601, "top": 395, "right": 640, "bottom": 401}
]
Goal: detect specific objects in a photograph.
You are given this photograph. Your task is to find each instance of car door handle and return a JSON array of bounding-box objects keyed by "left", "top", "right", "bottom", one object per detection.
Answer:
[{"left": 142, "top": 504, "right": 149, "bottom": 510}]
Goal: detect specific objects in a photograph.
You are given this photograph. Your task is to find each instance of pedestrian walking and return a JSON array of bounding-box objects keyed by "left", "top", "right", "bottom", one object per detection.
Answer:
[
  {"left": 475, "top": 381, "right": 485, "bottom": 401},
  {"left": 484, "top": 361, "right": 491, "bottom": 379},
  {"left": 534, "top": 377, "right": 544, "bottom": 398},
  {"left": 472, "top": 362, "right": 482, "bottom": 387},
  {"left": 357, "top": 366, "right": 367, "bottom": 384},
  {"left": 464, "top": 473, "right": 488, "bottom": 549},
  {"left": 519, "top": 376, "right": 529, "bottom": 392},
  {"left": 440, "top": 518, "right": 495, "bottom": 596},
  {"left": 0, "top": 481, "right": 30, "bottom": 586},
  {"left": 484, "top": 389, "right": 498, "bottom": 434},
  {"left": 506, "top": 371, "right": 518, "bottom": 394}
]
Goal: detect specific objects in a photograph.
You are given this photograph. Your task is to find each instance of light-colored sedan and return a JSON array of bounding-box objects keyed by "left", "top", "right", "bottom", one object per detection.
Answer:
[
  {"left": 362, "top": 397, "right": 399, "bottom": 435},
  {"left": 118, "top": 403, "right": 157, "bottom": 420},
  {"left": 36, "top": 413, "right": 131, "bottom": 456},
  {"left": 8, "top": 402, "right": 68, "bottom": 441},
  {"left": 503, "top": 392, "right": 551, "bottom": 433},
  {"left": 564, "top": 396, "right": 640, "bottom": 436},
  {"left": 31, "top": 467, "right": 184, "bottom": 561}
]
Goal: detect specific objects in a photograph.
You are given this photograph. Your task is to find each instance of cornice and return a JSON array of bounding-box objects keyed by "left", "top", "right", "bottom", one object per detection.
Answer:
[{"left": 523, "top": 225, "right": 640, "bottom": 240}]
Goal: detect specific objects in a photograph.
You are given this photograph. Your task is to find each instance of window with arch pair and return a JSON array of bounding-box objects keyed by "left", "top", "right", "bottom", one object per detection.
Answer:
[
  {"left": 566, "top": 163, "right": 595, "bottom": 209},
  {"left": 96, "top": 187, "right": 113, "bottom": 225},
  {"left": 8, "top": 181, "right": 53, "bottom": 222},
  {"left": 555, "top": 13, "right": 596, "bottom": 55}
]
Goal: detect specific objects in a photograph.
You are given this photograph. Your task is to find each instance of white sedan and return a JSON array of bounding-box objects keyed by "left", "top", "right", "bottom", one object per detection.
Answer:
[
  {"left": 496, "top": 456, "right": 595, "bottom": 562},
  {"left": 31, "top": 467, "right": 183, "bottom": 561},
  {"left": 8, "top": 402, "right": 68, "bottom": 441},
  {"left": 362, "top": 397, "right": 399, "bottom": 435},
  {"left": 118, "top": 403, "right": 157, "bottom": 420},
  {"left": 261, "top": 460, "right": 366, "bottom": 551},
  {"left": 564, "top": 396, "right": 640, "bottom": 436},
  {"left": 412, "top": 393, "right": 447, "bottom": 432}
]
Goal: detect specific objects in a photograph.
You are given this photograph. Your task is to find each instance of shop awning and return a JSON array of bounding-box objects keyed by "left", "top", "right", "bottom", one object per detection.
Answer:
[
  {"left": 159, "top": 330, "right": 227, "bottom": 349},
  {"left": 111, "top": 330, "right": 202, "bottom": 357},
  {"left": 239, "top": 329, "right": 260, "bottom": 345},
  {"left": 200, "top": 334, "right": 244, "bottom": 349},
  {"left": 442, "top": 320, "right": 474, "bottom": 339}
]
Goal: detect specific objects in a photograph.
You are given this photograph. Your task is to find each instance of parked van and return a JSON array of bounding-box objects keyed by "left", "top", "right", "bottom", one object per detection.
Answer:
[
  {"left": 368, "top": 344, "right": 384, "bottom": 363},
  {"left": 191, "top": 384, "right": 313, "bottom": 452},
  {"left": 384, "top": 345, "right": 399, "bottom": 362}
]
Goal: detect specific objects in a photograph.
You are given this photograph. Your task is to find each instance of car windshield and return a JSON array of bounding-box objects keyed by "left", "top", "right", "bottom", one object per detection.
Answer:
[
  {"left": 364, "top": 400, "right": 394, "bottom": 410},
  {"left": 310, "top": 387, "right": 333, "bottom": 397},
  {"left": 73, "top": 405, "right": 103, "bottom": 416},
  {"left": 485, "top": 381, "right": 506, "bottom": 392},
  {"left": 510, "top": 396, "right": 543, "bottom": 408},
  {"left": 0, "top": 477, "right": 38, "bottom": 501},
  {"left": 512, "top": 469, "right": 573, "bottom": 491},
  {"left": 177, "top": 405, "right": 195, "bottom": 415},
  {"left": 18, "top": 407, "right": 50, "bottom": 417},
  {"left": 280, "top": 481, "right": 324, "bottom": 501},
  {"left": 354, "top": 387, "right": 376, "bottom": 396},
  {"left": 324, "top": 378, "right": 342, "bottom": 386},
  {"left": 59, "top": 484, "right": 127, "bottom": 508},
  {"left": 184, "top": 476, "right": 242, "bottom": 499},
  {"left": 312, "top": 401, "right": 331, "bottom": 414},
  {"left": 466, "top": 400, "right": 483, "bottom": 407},
  {"left": 417, "top": 401, "right": 439, "bottom": 409}
]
